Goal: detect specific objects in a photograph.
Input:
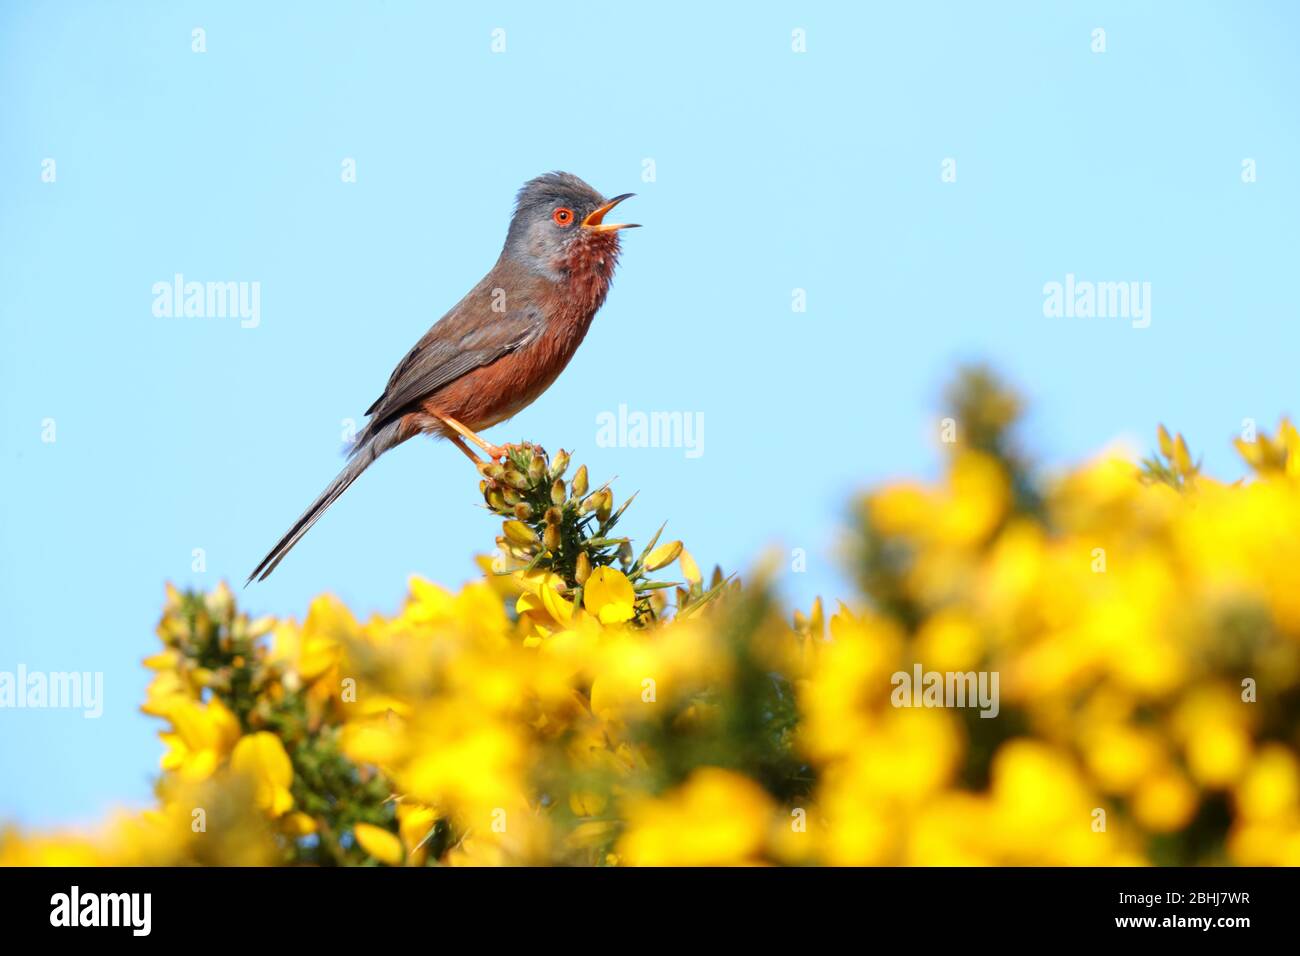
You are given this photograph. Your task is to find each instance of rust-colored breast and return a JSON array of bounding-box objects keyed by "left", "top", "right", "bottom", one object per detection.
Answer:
[
  {"left": 422, "top": 234, "right": 621, "bottom": 434},
  {"left": 424, "top": 323, "right": 581, "bottom": 431}
]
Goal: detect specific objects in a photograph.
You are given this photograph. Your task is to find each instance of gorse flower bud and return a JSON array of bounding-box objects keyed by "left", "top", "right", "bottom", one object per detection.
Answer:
[
  {"left": 528, "top": 454, "right": 546, "bottom": 482},
  {"left": 572, "top": 465, "right": 589, "bottom": 499},
  {"left": 679, "top": 548, "right": 702, "bottom": 588},
  {"left": 643, "top": 540, "right": 683, "bottom": 572},
  {"left": 549, "top": 449, "right": 571, "bottom": 481},
  {"left": 543, "top": 524, "right": 562, "bottom": 552}
]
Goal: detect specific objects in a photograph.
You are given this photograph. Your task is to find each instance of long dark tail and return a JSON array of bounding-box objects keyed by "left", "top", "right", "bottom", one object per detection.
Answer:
[{"left": 246, "top": 419, "right": 407, "bottom": 584}]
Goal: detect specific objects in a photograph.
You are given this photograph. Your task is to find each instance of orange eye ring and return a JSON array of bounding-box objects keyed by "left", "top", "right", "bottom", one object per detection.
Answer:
[{"left": 552, "top": 207, "right": 575, "bottom": 227}]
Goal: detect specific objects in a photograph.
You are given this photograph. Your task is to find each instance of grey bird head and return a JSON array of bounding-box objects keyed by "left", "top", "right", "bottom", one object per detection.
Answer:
[{"left": 503, "top": 171, "right": 639, "bottom": 275}]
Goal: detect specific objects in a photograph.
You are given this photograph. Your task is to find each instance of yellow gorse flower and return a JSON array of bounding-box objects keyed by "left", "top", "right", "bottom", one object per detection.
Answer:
[{"left": 583, "top": 566, "right": 637, "bottom": 624}]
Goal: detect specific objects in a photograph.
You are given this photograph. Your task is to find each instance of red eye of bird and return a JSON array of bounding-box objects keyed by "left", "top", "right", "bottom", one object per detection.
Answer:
[{"left": 553, "top": 207, "right": 574, "bottom": 226}]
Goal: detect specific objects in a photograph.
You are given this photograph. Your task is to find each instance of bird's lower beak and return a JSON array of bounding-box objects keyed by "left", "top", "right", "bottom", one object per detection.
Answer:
[{"left": 583, "top": 193, "right": 640, "bottom": 232}]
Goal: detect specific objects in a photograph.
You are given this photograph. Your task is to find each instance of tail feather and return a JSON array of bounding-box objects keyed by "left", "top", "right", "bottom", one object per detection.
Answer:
[{"left": 246, "top": 419, "right": 406, "bottom": 584}]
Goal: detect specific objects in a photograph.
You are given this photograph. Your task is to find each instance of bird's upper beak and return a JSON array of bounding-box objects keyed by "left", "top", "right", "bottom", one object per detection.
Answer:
[{"left": 583, "top": 193, "right": 640, "bottom": 232}]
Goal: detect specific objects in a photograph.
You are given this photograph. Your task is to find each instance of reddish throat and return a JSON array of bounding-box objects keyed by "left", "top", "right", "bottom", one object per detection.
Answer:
[{"left": 557, "top": 233, "right": 622, "bottom": 318}]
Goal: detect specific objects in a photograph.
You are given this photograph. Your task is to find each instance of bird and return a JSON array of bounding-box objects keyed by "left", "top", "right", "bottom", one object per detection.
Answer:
[{"left": 247, "top": 171, "right": 638, "bottom": 583}]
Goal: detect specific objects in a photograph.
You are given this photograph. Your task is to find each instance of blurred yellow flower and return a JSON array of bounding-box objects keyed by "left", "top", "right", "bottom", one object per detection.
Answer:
[
  {"left": 1234, "top": 745, "right": 1300, "bottom": 823},
  {"left": 940, "top": 451, "right": 1009, "bottom": 547},
  {"left": 230, "top": 732, "right": 295, "bottom": 817},
  {"left": 159, "top": 698, "right": 240, "bottom": 781},
  {"left": 1083, "top": 724, "right": 1165, "bottom": 794},
  {"left": 1132, "top": 770, "right": 1198, "bottom": 833},
  {"left": 397, "top": 803, "right": 437, "bottom": 865},
  {"left": 618, "top": 769, "right": 773, "bottom": 866},
  {"left": 354, "top": 823, "right": 403, "bottom": 865}
]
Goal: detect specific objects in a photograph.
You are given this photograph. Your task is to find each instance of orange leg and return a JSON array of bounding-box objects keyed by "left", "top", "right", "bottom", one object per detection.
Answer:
[
  {"left": 437, "top": 415, "right": 505, "bottom": 460},
  {"left": 445, "top": 432, "right": 483, "bottom": 465}
]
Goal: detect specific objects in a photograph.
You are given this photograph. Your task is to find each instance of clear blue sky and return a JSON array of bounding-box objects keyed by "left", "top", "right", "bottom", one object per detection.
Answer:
[{"left": 2, "top": 2, "right": 1298, "bottom": 825}]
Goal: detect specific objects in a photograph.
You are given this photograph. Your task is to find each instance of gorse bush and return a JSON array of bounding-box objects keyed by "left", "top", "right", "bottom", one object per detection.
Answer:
[{"left": 5, "top": 368, "right": 1300, "bottom": 866}]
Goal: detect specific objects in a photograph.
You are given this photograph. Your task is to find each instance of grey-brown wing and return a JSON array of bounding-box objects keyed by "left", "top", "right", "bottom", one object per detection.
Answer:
[{"left": 363, "top": 304, "right": 541, "bottom": 426}]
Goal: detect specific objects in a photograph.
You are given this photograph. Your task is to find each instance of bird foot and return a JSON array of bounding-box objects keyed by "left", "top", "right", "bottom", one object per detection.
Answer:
[{"left": 488, "top": 441, "right": 533, "bottom": 462}]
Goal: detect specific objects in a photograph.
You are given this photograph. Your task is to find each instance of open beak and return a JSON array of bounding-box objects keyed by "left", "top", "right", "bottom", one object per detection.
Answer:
[{"left": 582, "top": 193, "right": 640, "bottom": 233}]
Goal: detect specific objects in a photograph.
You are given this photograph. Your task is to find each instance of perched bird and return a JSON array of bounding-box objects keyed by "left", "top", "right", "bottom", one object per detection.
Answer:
[{"left": 247, "top": 171, "right": 638, "bottom": 583}]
